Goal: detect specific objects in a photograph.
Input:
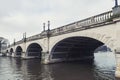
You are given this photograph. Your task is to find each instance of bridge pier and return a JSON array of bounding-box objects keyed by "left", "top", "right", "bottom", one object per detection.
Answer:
[
  {"left": 21, "top": 52, "right": 40, "bottom": 59},
  {"left": 11, "top": 52, "right": 21, "bottom": 58},
  {"left": 11, "top": 52, "right": 15, "bottom": 57},
  {"left": 41, "top": 51, "right": 50, "bottom": 64},
  {"left": 6, "top": 52, "right": 11, "bottom": 56},
  {"left": 21, "top": 52, "right": 26, "bottom": 58}
]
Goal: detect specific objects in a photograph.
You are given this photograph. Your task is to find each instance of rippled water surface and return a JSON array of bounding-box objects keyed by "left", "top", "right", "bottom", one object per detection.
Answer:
[{"left": 0, "top": 52, "right": 116, "bottom": 80}]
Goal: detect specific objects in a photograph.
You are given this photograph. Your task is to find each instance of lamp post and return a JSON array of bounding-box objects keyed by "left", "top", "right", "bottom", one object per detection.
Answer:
[
  {"left": 0, "top": 41, "right": 1, "bottom": 53},
  {"left": 23, "top": 32, "right": 26, "bottom": 42},
  {"left": 115, "top": 0, "right": 118, "bottom": 7},
  {"left": 43, "top": 23, "right": 46, "bottom": 31},
  {"left": 47, "top": 21, "right": 50, "bottom": 38},
  {"left": 48, "top": 21, "right": 50, "bottom": 31},
  {"left": 14, "top": 39, "right": 15, "bottom": 45},
  {"left": 47, "top": 21, "right": 50, "bottom": 53}
]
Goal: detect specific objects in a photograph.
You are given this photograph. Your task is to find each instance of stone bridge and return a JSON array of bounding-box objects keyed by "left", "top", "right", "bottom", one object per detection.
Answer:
[{"left": 5, "top": 5, "right": 120, "bottom": 78}]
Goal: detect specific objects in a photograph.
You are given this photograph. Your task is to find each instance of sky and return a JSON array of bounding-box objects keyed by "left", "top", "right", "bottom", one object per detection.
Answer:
[{"left": 0, "top": 0, "right": 118, "bottom": 44}]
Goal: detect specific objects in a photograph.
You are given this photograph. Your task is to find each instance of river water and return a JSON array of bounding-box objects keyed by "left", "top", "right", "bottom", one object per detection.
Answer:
[{"left": 0, "top": 52, "right": 116, "bottom": 80}]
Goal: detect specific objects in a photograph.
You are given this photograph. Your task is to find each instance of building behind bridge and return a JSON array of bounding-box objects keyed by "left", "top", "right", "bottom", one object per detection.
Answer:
[{"left": 0, "top": 37, "right": 9, "bottom": 53}]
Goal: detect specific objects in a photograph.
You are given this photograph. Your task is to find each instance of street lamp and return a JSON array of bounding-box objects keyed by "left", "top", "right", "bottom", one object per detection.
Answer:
[
  {"left": 43, "top": 23, "right": 46, "bottom": 31},
  {"left": 115, "top": 0, "right": 118, "bottom": 7}
]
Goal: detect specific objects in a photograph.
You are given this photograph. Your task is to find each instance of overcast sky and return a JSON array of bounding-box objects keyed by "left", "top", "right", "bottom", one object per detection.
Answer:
[{"left": 0, "top": 0, "right": 118, "bottom": 44}]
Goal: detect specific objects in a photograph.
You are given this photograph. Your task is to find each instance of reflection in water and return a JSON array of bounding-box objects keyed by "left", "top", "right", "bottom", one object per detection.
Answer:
[
  {"left": 0, "top": 52, "right": 116, "bottom": 80},
  {"left": 93, "top": 52, "right": 116, "bottom": 80}
]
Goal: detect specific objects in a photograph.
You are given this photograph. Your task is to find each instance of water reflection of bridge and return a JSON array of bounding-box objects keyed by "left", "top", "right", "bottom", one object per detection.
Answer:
[{"left": 94, "top": 69, "right": 115, "bottom": 80}]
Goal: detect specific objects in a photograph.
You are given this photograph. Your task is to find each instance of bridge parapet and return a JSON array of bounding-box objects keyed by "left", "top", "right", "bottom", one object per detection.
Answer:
[
  {"left": 10, "top": 39, "right": 23, "bottom": 47},
  {"left": 10, "top": 10, "right": 120, "bottom": 47},
  {"left": 50, "top": 11, "right": 113, "bottom": 36},
  {"left": 26, "top": 31, "right": 48, "bottom": 42},
  {"left": 9, "top": 31, "right": 49, "bottom": 46},
  {"left": 15, "top": 40, "right": 23, "bottom": 45},
  {"left": 26, "top": 33, "right": 42, "bottom": 42}
]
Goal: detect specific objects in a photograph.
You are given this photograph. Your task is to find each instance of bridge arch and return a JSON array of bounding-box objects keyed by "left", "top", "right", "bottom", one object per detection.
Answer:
[
  {"left": 50, "top": 32, "right": 115, "bottom": 52},
  {"left": 10, "top": 48, "right": 13, "bottom": 56},
  {"left": 26, "top": 43, "right": 43, "bottom": 59},
  {"left": 15, "top": 46, "right": 23, "bottom": 57},
  {"left": 51, "top": 36, "right": 105, "bottom": 60},
  {"left": 49, "top": 33, "right": 115, "bottom": 62}
]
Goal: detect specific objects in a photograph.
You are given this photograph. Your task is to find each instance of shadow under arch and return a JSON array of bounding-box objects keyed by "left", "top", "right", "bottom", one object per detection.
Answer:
[
  {"left": 50, "top": 36, "right": 113, "bottom": 62},
  {"left": 10, "top": 48, "right": 13, "bottom": 56},
  {"left": 15, "top": 46, "right": 23, "bottom": 57},
  {"left": 26, "top": 43, "right": 43, "bottom": 59}
]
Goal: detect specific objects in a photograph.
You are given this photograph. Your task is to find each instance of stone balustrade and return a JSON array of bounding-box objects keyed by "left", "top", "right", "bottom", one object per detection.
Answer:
[
  {"left": 10, "top": 11, "right": 113, "bottom": 46},
  {"left": 50, "top": 11, "right": 113, "bottom": 36}
]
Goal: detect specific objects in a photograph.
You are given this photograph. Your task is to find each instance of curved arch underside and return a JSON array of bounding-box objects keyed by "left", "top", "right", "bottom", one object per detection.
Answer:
[
  {"left": 27, "top": 43, "right": 42, "bottom": 58},
  {"left": 16, "top": 46, "right": 22, "bottom": 56},
  {"left": 51, "top": 37, "right": 104, "bottom": 61}
]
